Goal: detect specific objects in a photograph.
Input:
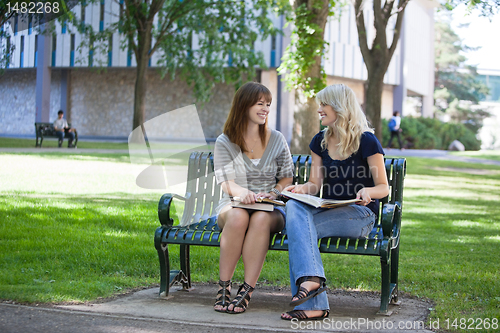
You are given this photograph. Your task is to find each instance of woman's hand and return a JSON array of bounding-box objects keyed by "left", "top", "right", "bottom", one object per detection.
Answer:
[
  {"left": 239, "top": 190, "right": 257, "bottom": 204},
  {"left": 256, "top": 192, "right": 276, "bottom": 200},
  {"left": 356, "top": 188, "right": 372, "bottom": 206},
  {"left": 284, "top": 184, "right": 307, "bottom": 194}
]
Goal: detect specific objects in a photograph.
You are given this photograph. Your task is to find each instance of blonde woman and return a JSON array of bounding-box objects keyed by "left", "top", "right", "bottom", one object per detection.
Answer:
[
  {"left": 213, "top": 82, "right": 293, "bottom": 314},
  {"left": 281, "top": 84, "right": 389, "bottom": 321}
]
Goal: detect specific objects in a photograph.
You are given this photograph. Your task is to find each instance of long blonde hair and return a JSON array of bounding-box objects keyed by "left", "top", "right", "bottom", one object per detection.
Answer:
[{"left": 316, "top": 84, "right": 373, "bottom": 159}]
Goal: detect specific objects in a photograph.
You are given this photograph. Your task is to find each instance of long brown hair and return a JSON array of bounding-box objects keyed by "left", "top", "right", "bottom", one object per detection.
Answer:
[{"left": 223, "top": 82, "right": 272, "bottom": 152}]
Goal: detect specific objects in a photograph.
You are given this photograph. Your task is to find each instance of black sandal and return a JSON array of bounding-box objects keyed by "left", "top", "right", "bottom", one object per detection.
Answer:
[
  {"left": 214, "top": 279, "right": 231, "bottom": 313},
  {"left": 281, "top": 310, "right": 329, "bottom": 321},
  {"left": 289, "top": 276, "right": 327, "bottom": 306},
  {"left": 227, "top": 282, "right": 254, "bottom": 314}
]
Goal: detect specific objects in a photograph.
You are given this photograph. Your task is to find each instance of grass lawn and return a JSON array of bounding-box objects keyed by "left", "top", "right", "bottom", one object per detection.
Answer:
[
  {"left": 0, "top": 148, "right": 499, "bottom": 331},
  {"left": 0, "top": 137, "right": 130, "bottom": 149}
]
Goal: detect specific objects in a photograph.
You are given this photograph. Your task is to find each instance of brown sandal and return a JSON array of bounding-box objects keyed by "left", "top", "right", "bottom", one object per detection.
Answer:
[
  {"left": 214, "top": 279, "right": 231, "bottom": 313},
  {"left": 281, "top": 309, "right": 329, "bottom": 321},
  {"left": 227, "top": 282, "right": 254, "bottom": 314},
  {"left": 290, "top": 276, "right": 327, "bottom": 306}
]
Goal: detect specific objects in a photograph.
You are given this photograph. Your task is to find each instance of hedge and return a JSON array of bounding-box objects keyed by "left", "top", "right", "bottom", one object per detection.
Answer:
[{"left": 381, "top": 116, "right": 481, "bottom": 151}]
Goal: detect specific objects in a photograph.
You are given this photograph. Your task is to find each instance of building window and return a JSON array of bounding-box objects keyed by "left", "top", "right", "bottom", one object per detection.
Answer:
[
  {"left": 6, "top": 37, "right": 11, "bottom": 68},
  {"left": 14, "top": 16, "right": 18, "bottom": 36},
  {"left": 108, "top": 35, "right": 112, "bottom": 67},
  {"left": 100, "top": 1, "right": 105, "bottom": 32},
  {"left": 20, "top": 36, "right": 24, "bottom": 68},
  {"left": 70, "top": 34, "right": 75, "bottom": 67},
  {"left": 52, "top": 35, "right": 56, "bottom": 66},
  {"left": 62, "top": 20, "right": 67, "bottom": 34},
  {"left": 34, "top": 35, "right": 38, "bottom": 67},
  {"left": 127, "top": 41, "right": 132, "bottom": 67},
  {"left": 28, "top": 17, "right": 32, "bottom": 34},
  {"left": 119, "top": 0, "right": 124, "bottom": 32},
  {"left": 270, "top": 35, "right": 276, "bottom": 67},
  {"left": 89, "top": 40, "right": 94, "bottom": 67},
  {"left": 81, "top": 3, "right": 86, "bottom": 30}
]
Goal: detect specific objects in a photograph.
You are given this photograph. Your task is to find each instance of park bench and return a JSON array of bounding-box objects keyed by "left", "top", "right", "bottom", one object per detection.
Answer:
[
  {"left": 154, "top": 151, "right": 406, "bottom": 315},
  {"left": 35, "top": 122, "right": 78, "bottom": 148}
]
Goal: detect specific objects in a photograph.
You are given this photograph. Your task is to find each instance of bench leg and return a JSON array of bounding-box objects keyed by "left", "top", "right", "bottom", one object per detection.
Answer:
[
  {"left": 378, "top": 257, "right": 392, "bottom": 315},
  {"left": 390, "top": 245, "right": 400, "bottom": 305},
  {"left": 154, "top": 226, "right": 171, "bottom": 297},
  {"left": 179, "top": 244, "right": 192, "bottom": 290},
  {"left": 158, "top": 242, "right": 171, "bottom": 297}
]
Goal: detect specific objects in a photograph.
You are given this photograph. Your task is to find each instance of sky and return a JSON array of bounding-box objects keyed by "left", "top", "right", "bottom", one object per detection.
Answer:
[{"left": 449, "top": 4, "right": 500, "bottom": 72}]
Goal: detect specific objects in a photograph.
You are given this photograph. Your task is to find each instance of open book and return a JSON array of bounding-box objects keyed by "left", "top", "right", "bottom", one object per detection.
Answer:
[
  {"left": 231, "top": 197, "right": 285, "bottom": 212},
  {"left": 281, "top": 190, "right": 361, "bottom": 209}
]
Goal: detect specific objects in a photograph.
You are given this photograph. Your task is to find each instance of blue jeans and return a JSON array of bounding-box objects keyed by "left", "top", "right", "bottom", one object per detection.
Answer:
[
  {"left": 56, "top": 130, "right": 75, "bottom": 144},
  {"left": 285, "top": 200, "right": 376, "bottom": 311}
]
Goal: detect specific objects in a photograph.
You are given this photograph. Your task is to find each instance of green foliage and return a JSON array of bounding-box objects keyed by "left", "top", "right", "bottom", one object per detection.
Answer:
[
  {"left": 443, "top": 0, "right": 500, "bottom": 16},
  {"left": 433, "top": 16, "right": 491, "bottom": 138},
  {"left": 382, "top": 116, "right": 481, "bottom": 150},
  {"left": 278, "top": 0, "right": 335, "bottom": 97},
  {"left": 68, "top": 0, "right": 283, "bottom": 101},
  {"left": 434, "top": 19, "right": 489, "bottom": 106}
]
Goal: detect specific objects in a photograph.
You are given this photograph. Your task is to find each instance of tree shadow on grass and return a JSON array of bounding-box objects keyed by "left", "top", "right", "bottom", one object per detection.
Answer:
[{"left": 0, "top": 194, "right": 173, "bottom": 303}]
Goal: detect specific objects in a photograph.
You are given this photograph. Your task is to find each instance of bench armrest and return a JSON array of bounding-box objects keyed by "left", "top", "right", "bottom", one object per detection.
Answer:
[
  {"left": 158, "top": 193, "right": 187, "bottom": 227},
  {"left": 381, "top": 202, "right": 402, "bottom": 243}
]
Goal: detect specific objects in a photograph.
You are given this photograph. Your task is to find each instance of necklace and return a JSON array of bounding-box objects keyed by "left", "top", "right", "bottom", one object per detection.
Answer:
[{"left": 246, "top": 138, "right": 259, "bottom": 153}]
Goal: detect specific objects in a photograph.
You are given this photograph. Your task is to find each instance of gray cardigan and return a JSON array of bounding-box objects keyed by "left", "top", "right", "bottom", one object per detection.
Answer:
[{"left": 214, "top": 129, "right": 294, "bottom": 214}]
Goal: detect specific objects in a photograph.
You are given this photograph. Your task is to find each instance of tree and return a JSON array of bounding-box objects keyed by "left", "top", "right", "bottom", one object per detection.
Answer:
[
  {"left": 70, "top": 0, "right": 280, "bottom": 131},
  {"left": 353, "top": 0, "right": 409, "bottom": 140},
  {"left": 0, "top": 1, "right": 17, "bottom": 70},
  {"left": 279, "top": 0, "right": 409, "bottom": 150},
  {"left": 434, "top": 17, "right": 490, "bottom": 135},
  {"left": 278, "top": 0, "right": 332, "bottom": 153},
  {"left": 1, "top": 1, "right": 76, "bottom": 70}
]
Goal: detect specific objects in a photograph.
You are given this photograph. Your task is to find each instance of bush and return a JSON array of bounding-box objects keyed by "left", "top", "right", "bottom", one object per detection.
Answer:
[{"left": 381, "top": 116, "right": 481, "bottom": 150}]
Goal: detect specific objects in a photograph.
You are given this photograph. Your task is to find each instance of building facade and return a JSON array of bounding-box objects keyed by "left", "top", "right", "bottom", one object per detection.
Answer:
[{"left": 0, "top": 0, "right": 436, "bottom": 143}]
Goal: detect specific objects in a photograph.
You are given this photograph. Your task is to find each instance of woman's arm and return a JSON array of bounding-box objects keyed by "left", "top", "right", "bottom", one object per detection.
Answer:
[
  {"left": 221, "top": 180, "right": 258, "bottom": 204},
  {"left": 256, "top": 177, "right": 293, "bottom": 199},
  {"left": 356, "top": 153, "right": 389, "bottom": 205},
  {"left": 283, "top": 152, "right": 324, "bottom": 195}
]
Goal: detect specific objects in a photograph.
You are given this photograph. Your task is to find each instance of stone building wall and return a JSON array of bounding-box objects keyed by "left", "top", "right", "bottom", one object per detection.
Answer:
[{"left": 0, "top": 68, "right": 236, "bottom": 139}]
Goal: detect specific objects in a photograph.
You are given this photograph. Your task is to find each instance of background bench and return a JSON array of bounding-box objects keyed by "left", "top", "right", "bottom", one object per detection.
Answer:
[
  {"left": 35, "top": 122, "right": 78, "bottom": 148},
  {"left": 154, "top": 152, "right": 406, "bottom": 315}
]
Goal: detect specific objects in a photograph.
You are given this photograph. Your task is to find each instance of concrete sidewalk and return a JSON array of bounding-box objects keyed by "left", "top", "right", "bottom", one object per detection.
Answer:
[
  {"left": 1, "top": 284, "right": 433, "bottom": 333},
  {"left": 383, "top": 148, "right": 500, "bottom": 166}
]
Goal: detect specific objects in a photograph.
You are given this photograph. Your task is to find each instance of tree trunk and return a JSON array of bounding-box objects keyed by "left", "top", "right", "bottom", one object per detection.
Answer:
[
  {"left": 354, "top": 0, "right": 409, "bottom": 141},
  {"left": 291, "top": 92, "right": 320, "bottom": 154},
  {"left": 289, "top": 0, "right": 329, "bottom": 154},
  {"left": 133, "top": 56, "right": 148, "bottom": 130},
  {"left": 132, "top": 26, "right": 153, "bottom": 131},
  {"left": 364, "top": 69, "right": 385, "bottom": 141}
]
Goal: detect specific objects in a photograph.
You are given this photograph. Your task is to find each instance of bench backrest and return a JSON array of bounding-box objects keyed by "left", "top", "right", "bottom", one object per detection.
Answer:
[
  {"left": 35, "top": 122, "right": 72, "bottom": 136},
  {"left": 176, "top": 152, "right": 406, "bottom": 227}
]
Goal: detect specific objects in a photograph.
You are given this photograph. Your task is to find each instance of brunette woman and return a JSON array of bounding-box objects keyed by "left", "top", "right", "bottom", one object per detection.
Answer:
[{"left": 213, "top": 82, "right": 293, "bottom": 314}]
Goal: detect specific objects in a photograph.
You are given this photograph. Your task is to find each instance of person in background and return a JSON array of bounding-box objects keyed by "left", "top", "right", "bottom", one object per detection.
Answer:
[
  {"left": 53, "top": 110, "right": 76, "bottom": 148},
  {"left": 387, "top": 111, "right": 404, "bottom": 150},
  {"left": 213, "top": 82, "right": 293, "bottom": 314},
  {"left": 281, "top": 84, "right": 389, "bottom": 321}
]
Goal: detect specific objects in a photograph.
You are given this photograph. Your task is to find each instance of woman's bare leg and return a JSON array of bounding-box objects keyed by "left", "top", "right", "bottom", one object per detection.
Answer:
[
  {"left": 214, "top": 207, "right": 249, "bottom": 311},
  {"left": 227, "top": 210, "right": 284, "bottom": 312}
]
